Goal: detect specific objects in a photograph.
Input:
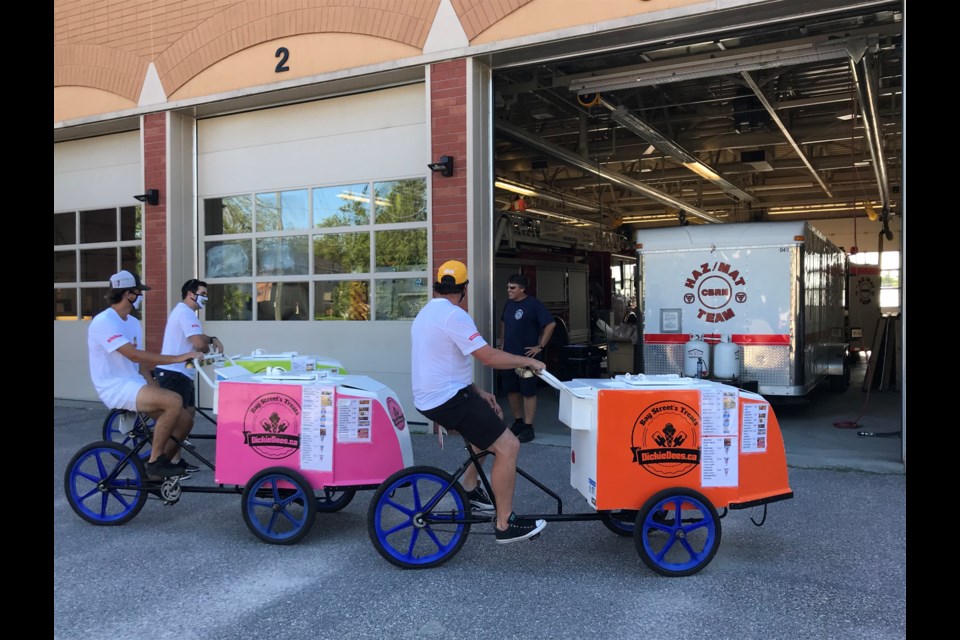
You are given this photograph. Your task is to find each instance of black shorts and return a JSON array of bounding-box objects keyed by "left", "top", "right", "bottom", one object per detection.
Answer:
[
  {"left": 420, "top": 386, "right": 506, "bottom": 450},
  {"left": 500, "top": 367, "right": 538, "bottom": 397},
  {"left": 154, "top": 369, "right": 195, "bottom": 409}
]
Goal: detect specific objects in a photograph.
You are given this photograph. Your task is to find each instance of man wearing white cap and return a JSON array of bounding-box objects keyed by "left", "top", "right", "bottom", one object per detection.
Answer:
[
  {"left": 87, "top": 270, "right": 204, "bottom": 480},
  {"left": 411, "top": 259, "right": 548, "bottom": 544}
]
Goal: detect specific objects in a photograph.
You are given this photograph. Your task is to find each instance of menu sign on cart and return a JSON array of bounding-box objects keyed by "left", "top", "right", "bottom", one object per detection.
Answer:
[
  {"left": 698, "top": 387, "right": 740, "bottom": 487},
  {"left": 337, "top": 397, "right": 373, "bottom": 442},
  {"left": 740, "top": 402, "right": 770, "bottom": 453},
  {"left": 300, "top": 385, "right": 335, "bottom": 471}
]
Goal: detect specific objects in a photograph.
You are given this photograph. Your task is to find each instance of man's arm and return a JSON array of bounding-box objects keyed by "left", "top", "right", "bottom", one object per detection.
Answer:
[
  {"left": 538, "top": 320, "right": 557, "bottom": 349},
  {"left": 115, "top": 343, "right": 203, "bottom": 368},
  {"left": 471, "top": 344, "right": 545, "bottom": 372},
  {"left": 188, "top": 334, "right": 223, "bottom": 353}
]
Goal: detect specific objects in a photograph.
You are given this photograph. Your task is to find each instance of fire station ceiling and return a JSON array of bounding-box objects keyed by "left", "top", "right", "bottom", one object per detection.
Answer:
[{"left": 491, "top": 3, "right": 903, "bottom": 234}]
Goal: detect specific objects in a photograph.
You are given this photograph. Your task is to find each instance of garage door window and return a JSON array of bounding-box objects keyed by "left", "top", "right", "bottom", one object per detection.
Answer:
[
  {"left": 202, "top": 178, "right": 428, "bottom": 321},
  {"left": 54, "top": 205, "right": 143, "bottom": 320}
]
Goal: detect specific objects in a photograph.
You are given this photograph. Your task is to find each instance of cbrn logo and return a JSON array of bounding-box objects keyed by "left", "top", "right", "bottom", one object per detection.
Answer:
[{"left": 683, "top": 260, "right": 747, "bottom": 324}]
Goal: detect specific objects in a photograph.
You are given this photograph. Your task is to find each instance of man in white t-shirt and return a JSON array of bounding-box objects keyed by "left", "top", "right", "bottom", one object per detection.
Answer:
[
  {"left": 87, "top": 270, "right": 203, "bottom": 480},
  {"left": 411, "top": 260, "right": 547, "bottom": 545},
  {"left": 154, "top": 278, "right": 224, "bottom": 473}
]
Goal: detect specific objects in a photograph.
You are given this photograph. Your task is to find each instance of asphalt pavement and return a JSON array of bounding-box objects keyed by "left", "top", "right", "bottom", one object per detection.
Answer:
[{"left": 54, "top": 365, "right": 906, "bottom": 640}]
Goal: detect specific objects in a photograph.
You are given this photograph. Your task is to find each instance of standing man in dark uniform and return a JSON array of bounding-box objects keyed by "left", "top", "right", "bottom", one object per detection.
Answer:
[{"left": 499, "top": 273, "right": 556, "bottom": 443}]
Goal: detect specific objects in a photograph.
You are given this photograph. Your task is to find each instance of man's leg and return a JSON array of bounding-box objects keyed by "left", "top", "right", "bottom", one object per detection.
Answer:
[
  {"left": 485, "top": 429, "right": 520, "bottom": 530},
  {"left": 166, "top": 407, "right": 195, "bottom": 460},
  {"left": 135, "top": 385, "right": 185, "bottom": 464},
  {"left": 522, "top": 394, "right": 538, "bottom": 425},
  {"left": 507, "top": 392, "right": 523, "bottom": 422}
]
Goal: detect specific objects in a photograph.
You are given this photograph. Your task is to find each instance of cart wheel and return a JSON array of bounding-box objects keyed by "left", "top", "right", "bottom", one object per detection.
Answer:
[
  {"left": 241, "top": 467, "right": 317, "bottom": 545},
  {"left": 634, "top": 488, "right": 722, "bottom": 577},
  {"left": 64, "top": 441, "right": 147, "bottom": 526},
  {"left": 367, "top": 466, "right": 471, "bottom": 569},
  {"left": 315, "top": 487, "right": 357, "bottom": 513},
  {"left": 600, "top": 510, "right": 638, "bottom": 536},
  {"left": 102, "top": 409, "right": 153, "bottom": 460}
]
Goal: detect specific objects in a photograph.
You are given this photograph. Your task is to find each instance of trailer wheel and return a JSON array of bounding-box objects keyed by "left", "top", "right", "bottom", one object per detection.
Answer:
[
  {"left": 241, "top": 467, "right": 317, "bottom": 545},
  {"left": 315, "top": 487, "right": 357, "bottom": 512},
  {"left": 600, "top": 510, "right": 637, "bottom": 536},
  {"left": 634, "top": 488, "right": 721, "bottom": 577},
  {"left": 64, "top": 441, "right": 147, "bottom": 526},
  {"left": 367, "top": 466, "right": 470, "bottom": 569}
]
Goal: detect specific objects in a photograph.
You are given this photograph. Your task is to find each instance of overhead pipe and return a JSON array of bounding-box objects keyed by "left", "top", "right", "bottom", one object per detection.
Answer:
[
  {"left": 496, "top": 120, "right": 725, "bottom": 224},
  {"left": 740, "top": 71, "right": 833, "bottom": 198},
  {"left": 851, "top": 50, "right": 891, "bottom": 219}
]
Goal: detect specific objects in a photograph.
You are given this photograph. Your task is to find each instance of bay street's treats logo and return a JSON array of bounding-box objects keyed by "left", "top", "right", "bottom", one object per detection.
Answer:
[
  {"left": 243, "top": 393, "right": 301, "bottom": 460},
  {"left": 630, "top": 400, "right": 701, "bottom": 478},
  {"left": 683, "top": 260, "right": 747, "bottom": 324}
]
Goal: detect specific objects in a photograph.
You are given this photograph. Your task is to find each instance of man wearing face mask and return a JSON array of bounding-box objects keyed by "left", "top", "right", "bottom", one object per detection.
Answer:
[
  {"left": 154, "top": 279, "right": 224, "bottom": 473},
  {"left": 88, "top": 271, "right": 204, "bottom": 480}
]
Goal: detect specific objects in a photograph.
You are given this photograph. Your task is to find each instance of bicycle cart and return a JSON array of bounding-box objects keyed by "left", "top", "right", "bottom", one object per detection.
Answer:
[
  {"left": 367, "top": 370, "right": 793, "bottom": 576},
  {"left": 64, "top": 355, "right": 414, "bottom": 544}
]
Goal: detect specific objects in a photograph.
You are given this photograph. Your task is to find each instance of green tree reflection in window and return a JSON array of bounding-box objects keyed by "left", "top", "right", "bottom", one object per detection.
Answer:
[
  {"left": 374, "top": 178, "right": 427, "bottom": 224},
  {"left": 375, "top": 229, "right": 427, "bottom": 273},
  {"left": 315, "top": 280, "right": 369, "bottom": 320}
]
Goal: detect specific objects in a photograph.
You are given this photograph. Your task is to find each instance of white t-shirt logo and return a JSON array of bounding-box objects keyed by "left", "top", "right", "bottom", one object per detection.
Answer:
[{"left": 514, "top": 309, "right": 524, "bottom": 320}]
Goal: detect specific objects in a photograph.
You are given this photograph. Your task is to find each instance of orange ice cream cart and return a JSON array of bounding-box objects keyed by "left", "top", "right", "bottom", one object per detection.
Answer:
[{"left": 367, "top": 371, "right": 793, "bottom": 576}]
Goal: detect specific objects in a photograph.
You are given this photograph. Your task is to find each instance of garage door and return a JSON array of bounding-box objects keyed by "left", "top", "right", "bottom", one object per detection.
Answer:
[{"left": 197, "top": 83, "right": 429, "bottom": 422}]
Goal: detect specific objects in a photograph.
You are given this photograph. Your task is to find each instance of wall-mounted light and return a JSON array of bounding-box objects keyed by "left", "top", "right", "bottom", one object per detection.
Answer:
[
  {"left": 133, "top": 189, "right": 159, "bottom": 206},
  {"left": 427, "top": 155, "right": 454, "bottom": 177}
]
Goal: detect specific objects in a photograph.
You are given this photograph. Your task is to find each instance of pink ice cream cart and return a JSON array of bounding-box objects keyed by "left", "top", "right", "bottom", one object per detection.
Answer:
[{"left": 64, "top": 358, "right": 414, "bottom": 545}]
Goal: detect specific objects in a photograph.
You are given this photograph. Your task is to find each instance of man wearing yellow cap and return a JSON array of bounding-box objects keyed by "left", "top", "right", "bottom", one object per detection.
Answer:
[{"left": 411, "top": 260, "right": 547, "bottom": 544}]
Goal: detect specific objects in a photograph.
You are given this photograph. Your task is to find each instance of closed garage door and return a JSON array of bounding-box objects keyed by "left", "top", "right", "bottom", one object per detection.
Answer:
[{"left": 197, "top": 83, "right": 429, "bottom": 421}]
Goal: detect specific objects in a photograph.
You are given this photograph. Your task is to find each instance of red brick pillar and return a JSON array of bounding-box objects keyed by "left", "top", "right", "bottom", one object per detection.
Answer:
[
  {"left": 142, "top": 112, "right": 167, "bottom": 351},
  {"left": 429, "top": 60, "right": 468, "bottom": 307}
]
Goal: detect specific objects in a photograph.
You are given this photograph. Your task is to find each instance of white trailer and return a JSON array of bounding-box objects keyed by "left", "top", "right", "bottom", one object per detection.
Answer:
[{"left": 636, "top": 221, "right": 849, "bottom": 397}]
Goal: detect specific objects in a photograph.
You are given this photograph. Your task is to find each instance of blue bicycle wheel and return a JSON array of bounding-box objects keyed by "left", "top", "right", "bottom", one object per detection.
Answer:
[
  {"left": 102, "top": 409, "right": 153, "bottom": 460},
  {"left": 64, "top": 441, "right": 147, "bottom": 526},
  {"left": 241, "top": 467, "right": 317, "bottom": 545},
  {"left": 367, "top": 466, "right": 471, "bottom": 569},
  {"left": 634, "top": 488, "right": 721, "bottom": 577},
  {"left": 600, "top": 510, "right": 638, "bottom": 536}
]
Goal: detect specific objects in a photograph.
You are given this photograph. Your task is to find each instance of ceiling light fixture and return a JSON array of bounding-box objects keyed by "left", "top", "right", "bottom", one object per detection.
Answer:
[
  {"left": 495, "top": 120, "right": 724, "bottom": 224},
  {"left": 566, "top": 35, "right": 862, "bottom": 94},
  {"left": 495, "top": 176, "right": 611, "bottom": 214},
  {"left": 605, "top": 102, "right": 755, "bottom": 203}
]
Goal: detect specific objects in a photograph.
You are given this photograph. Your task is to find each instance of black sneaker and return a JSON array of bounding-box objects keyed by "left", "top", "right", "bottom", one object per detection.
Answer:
[
  {"left": 466, "top": 485, "right": 495, "bottom": 512},
  {"left": 173, "top": 459, "right": 200, "bottom": 473},
  {"left": 509, "top": 419, "right": 525, "bottom": 436},
  {"left": 516, "top": 425, "right": 535, "bottom": 443},
  {"left": 145, "top": 455, "right": 187, "bottom": 480},
  {"left": 495, "top": 512, "right": 547, "bottom": 544}
]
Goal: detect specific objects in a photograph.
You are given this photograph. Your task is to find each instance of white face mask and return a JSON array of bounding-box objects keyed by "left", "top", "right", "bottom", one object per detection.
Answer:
[
  {"left": 131, "top": 294, "right": 143, "bottom": 311},
  {"left": 196, "top": 294, "right": 208, "bottom": 309}
]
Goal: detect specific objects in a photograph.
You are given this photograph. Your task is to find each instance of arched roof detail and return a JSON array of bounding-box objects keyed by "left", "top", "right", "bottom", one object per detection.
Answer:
[
  {"left": 450, "top": 0, "right": 533, "bottom": 40},
  {"left": 53, "top": 43, "right": 148, "bottom": 102},
  {"left": 155, "top": 0, "right": 440, "bottom": 94}
]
